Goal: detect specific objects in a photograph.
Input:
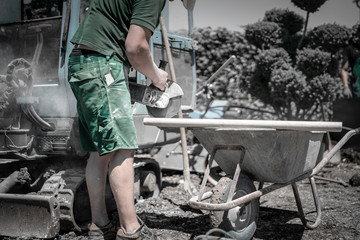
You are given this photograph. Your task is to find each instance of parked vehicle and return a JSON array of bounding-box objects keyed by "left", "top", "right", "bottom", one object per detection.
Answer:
[{"left": 0, "top": 0, "right": 196, "bottom": 238}]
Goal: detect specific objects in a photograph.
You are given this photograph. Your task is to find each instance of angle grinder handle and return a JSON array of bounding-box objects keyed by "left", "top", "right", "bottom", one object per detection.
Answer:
[
  {"left": 159, "top": 60, "right": 168, "bottom": 70},
  {"left": 158, "top": 60, "right": 174, "bottom": 89}
]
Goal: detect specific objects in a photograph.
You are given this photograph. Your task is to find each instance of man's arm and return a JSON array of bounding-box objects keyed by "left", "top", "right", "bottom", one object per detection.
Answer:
[
  {"left": 341, "top": 60, "right": 349, "bottom": 87},
  {"left": 341, "top": 60, "right": 353, "bottom": 98},
  {"left": 125, "top": 24, "right": 168, "bottom": 91}
]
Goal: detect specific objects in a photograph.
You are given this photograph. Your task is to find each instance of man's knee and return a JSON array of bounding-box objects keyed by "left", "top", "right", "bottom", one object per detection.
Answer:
[
  {"left": 109, "top": 149, "right": 136, "bottom": 165},
  {"left": 116, "top": 148, "right": 135, "bottom": 157}
]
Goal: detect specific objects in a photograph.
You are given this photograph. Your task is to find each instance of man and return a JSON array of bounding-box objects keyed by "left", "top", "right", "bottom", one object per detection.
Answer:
[
  {"left": 341, "top": 28, "right": 360, "bottom": 99},
  {"left": 68, "top": 0, "right": 170, "bottom": 239}
]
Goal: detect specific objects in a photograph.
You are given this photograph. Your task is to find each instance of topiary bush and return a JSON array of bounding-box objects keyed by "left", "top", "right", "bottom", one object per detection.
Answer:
[
  {"left": 305, "top": 73, "right": 338, "bottom": 105},
  {"left": 290, "top": 0, "right": 327, "bottom": 13},
  {"left": 248, "top": 48, "right": 339, "bottom": 120},
  {"left": 191, "top": 27, "right": 259, "bottom": 111},
  {"left": 191, "top": 8, "right": 349, "bottom": 120},
  {"left": 244, "top": 21, "right": 282, "bottom": 49},
  {"left": 269, "top": 67, "right": 308, "bottom": 115},
  {"left": 296, "top": 48, "right": 331, "bottom": 78},
  {"left": 255, "top": 48, "right": 292, "bottom": 79},
  {"left": 307, "top": 23, "right": 351, "bottom": 53},
  {"left": 263, "top": 8, "right": 304, "bottom": 35},
  {"left": 350, "top": 23, "right": 360, "bottom": 47}
]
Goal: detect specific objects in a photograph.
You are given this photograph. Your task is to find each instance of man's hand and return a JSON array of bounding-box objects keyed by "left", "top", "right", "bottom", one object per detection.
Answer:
[
  {"left": 152, "top": 67, "right": 168, "bottom": 91},
  {"left": 343, "top": 86, "right": 353, "bottom": 99}
]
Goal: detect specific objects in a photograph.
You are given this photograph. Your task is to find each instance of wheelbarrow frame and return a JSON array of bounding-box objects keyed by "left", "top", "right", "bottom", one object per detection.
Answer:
[
  {"left": 143, "top": 118, "right": 359, "bottom": 229},
  {"left": 190, "top": 127, "right": 359, "bottom": 229}
]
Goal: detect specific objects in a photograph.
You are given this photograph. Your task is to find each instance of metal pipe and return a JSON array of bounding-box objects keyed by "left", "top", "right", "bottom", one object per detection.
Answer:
[
  {"left": 196, "top": 55, "right": 236, "bottom": 96},
  {"left": 312, "top": 128, "right": 360, "bottom": 175},
  {"left": 189, "top": 181, "right": 288, "bottom": 211},
  {"left": 205, "top": 55, "right": 236, "bottom": 86},
  {"left": 292, "top": 177, "right": 322, "bottom": 229},
  {"left": 143, "top": 118, "right": 343, "bottom": 132}
]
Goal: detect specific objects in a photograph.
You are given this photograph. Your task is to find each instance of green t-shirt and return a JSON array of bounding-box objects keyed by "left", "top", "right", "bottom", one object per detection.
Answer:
[{"left": 71, "top": 0, "right": 165, "bottom": 67}]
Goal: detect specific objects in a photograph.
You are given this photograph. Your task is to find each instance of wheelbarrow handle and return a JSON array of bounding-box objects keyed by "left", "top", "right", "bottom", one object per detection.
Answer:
[{"left": 312, "top": 127, "right": 360, "bottom": 175}]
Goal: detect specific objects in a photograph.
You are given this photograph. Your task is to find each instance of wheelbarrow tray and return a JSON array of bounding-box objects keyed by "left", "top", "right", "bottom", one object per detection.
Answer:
[
  {"left": 191, "top": 128, "right": 324, "bottom": 183},
  {"left": 144, "top": 118, "right": 342, "bottom": 184}
]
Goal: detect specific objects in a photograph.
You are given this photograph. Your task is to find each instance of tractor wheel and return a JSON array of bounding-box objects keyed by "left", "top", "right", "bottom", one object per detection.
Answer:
[{"left": 210, "top": 175, "right": 259, "bottom": 236}]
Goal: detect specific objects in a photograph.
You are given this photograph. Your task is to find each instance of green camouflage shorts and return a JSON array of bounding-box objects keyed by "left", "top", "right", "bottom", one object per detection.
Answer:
[{"left": 68, "top": 54, "right": 138, "bottom": 155}]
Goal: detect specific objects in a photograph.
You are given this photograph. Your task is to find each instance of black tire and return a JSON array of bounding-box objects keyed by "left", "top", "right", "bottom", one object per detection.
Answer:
[{"left": 210, "top": 175, "right": 259, "bottom": 232}]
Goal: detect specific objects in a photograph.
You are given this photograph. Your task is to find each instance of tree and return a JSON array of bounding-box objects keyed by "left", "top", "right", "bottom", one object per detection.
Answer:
[
  {"left": 191, "top": 8, "right": 349, "bottom": 120},
  {"left": 291, "top": 0, "right": 328, "bottom": 49},
  {"left": 244, "top": 21, "right": 282, "bottom": 50},
  {"left": 243, "top": 9, "right": 343, "bottom": 120}
]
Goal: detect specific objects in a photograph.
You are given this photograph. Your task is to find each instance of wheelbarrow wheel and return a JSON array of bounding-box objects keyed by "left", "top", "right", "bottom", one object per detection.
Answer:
[{"left": 209, "top": 175, "right": 259, "bottom": 234}]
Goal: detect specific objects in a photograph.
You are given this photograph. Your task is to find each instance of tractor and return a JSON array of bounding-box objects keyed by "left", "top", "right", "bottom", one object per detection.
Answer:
[{"left": 0, "top": 0, "right": 197, "bottom": 238}]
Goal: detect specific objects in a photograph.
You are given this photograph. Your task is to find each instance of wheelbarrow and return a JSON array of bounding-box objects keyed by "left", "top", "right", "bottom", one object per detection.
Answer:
[{"left": 144, "top": 118, "right": 360, "bottom": 239}]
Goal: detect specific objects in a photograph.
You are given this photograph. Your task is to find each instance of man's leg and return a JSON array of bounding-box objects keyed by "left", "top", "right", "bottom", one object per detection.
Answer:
[
  {"left": 108, "top": 149, "right": 140, "bottom": 233},
  {"left": 86, "top": 151, "right": 112, "bottom": 227}
]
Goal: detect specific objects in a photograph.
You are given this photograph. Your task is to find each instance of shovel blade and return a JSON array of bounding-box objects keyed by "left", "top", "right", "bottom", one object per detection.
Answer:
[{"left": 0, "top": 193, "right": 60, "bottom": 239}]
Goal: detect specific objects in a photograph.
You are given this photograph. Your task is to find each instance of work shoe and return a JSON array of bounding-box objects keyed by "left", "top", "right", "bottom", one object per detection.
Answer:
[
  {"left": 88, "top": 221, "right": 117, "bottom": 240},
  {"left": 116, "top": 218, "right": 161, "bottom": 240}
]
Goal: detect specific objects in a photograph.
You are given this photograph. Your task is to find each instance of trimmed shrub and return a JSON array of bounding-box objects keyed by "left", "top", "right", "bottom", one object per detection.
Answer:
[
  {"left": 291, "top": 0, "right": 327, "bottom": 13},
  {"left": 307, "top": 23, "right": 351, "bottom": 53},
  {"left": 244, "top": 21, "right": 282, "bottom": 49},
  {"left": 296, "top": 48, "right": 331, "bottom": 78},
  {"left": 263, "top": 8, "right": 304, "bottom": 35}
]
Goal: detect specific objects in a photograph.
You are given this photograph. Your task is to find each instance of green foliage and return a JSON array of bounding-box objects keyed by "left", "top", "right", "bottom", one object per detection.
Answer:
[
  {"left": 255, "top": 48, "right": 291, "bottom": 79},
  {"left": 192, "top": 8, "right": 348, "bottom": 120},
  {"left": 249, "top": 50, "right": 291, "bottom": 104},
  {"left": 191, "top": 27, "right": 258, "bottom": 102},
  {"left": 192, "top": 27, "right": 257, "bottom": 78},
  {"left": 269, "top": 67, "right": 307, "bottom": 110},
  {"left": 290, "top": 0, "right": 328, "bottom": 13},
  {"left": 296, "top": 48, "right": 331, "bottom": 78},
  {"left": 249, "top": 48, "right": 338, "bottom": 119},
  {"left": 351, "top": 24, "right": 360, "bottom": 47},
  {"left": 250, "top": 49, "right": 308, "bottom": 118},
  {"left": 263, "top": 8, "right": 304, "bottom": 35},
  {"left": 244, "top": 21, "right": 282, "bottom": 49},
  {"left": 305, "top": 73, "right": 338, "bottom": 105},
  {"left": 307, "top": 23, "right": 351, "bottom": 53}
]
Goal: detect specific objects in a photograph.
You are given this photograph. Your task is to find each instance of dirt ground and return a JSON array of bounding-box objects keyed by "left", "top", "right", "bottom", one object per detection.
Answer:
[{"left": 54, "top": 149, "right": 360, "bottom": 240}]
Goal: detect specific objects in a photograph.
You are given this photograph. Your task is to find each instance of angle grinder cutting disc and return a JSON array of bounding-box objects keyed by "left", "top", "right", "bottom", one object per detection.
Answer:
[{"left": 146, "top": 79, "right": 183, "bottom": 118}]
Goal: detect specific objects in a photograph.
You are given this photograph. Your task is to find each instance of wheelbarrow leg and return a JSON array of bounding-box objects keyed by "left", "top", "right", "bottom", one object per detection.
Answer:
[
  {"left": 292, "top": 176, "right": 322, "bottom": 229},
  {"left": 197, "top": 145, "right": 245, "bottom": 202},
  {"left": 226, "top": 147, "right": 245, "bottom": 203},
  {"left": 198, "top": 152, "right": 216, "bottom": 201}
]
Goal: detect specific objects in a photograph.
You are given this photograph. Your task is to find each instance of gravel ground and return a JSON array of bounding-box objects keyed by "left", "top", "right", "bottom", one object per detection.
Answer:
[
  {"left": 134, "top": 159, "right": 360, "bottom": 240},
  {"left": 10, "top": 149, "right": 359, "bottom": 240}
]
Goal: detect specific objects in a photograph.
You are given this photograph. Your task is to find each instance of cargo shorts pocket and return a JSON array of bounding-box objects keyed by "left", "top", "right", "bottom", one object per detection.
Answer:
[
  {"left": 97, "top": 113, "right": 118, "bottom": 154},
  {"left": 69, "top": 67, "right": 105, "bottom": 113}
]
